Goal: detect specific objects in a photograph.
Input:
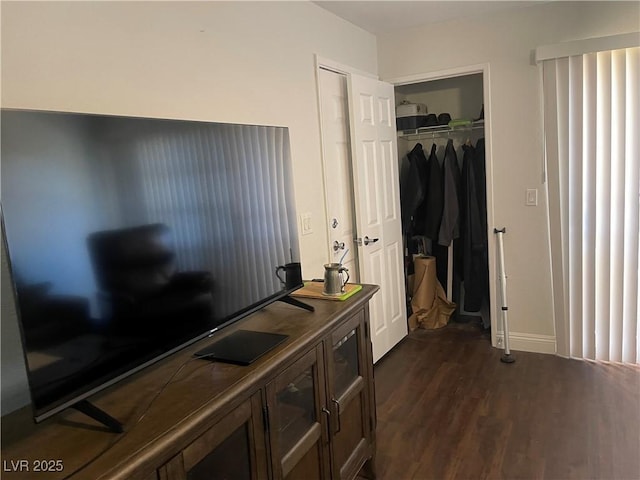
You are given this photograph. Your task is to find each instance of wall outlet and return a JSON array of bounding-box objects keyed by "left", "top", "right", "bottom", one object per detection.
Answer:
[
  {"left": 526, "top": 188, "right": 538, "bottom": 206},
  {"left": 300, "top": 212, "right": 313, "bottom": 235}
]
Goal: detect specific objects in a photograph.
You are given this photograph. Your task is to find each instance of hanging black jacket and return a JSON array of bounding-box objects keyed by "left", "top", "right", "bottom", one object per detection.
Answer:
[
  {"left": 438, "top": 139, "right": 461, "bottom": 246},
  {"left": 460, "top": 138, "right": 488, "bottom": 311},
  {"left": 414, "top": 143, "right": 443, "bottom": 240},
  {"left": 399, "top": 143, "right": 427, "bottom": 235}
]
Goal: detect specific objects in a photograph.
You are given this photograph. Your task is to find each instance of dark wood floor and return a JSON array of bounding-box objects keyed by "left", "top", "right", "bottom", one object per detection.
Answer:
[{"left": 368, "top": 322, "right": 640, "bottom": 480}]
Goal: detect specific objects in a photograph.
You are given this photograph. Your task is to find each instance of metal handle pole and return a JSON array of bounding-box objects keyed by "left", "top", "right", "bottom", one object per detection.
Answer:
[{"left": 494, "top": 227, "right": 515, "bottom": 364}]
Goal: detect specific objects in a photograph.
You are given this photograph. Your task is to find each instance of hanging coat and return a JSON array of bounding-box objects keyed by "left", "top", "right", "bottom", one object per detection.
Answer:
[
  {"left": 460, "top": 138, "right": 489, "bottom": 312},
  {"left": 399, "top": 143, "right": 425, "bottom": 235},
  {"left": 414, "top": 143, "right": 443, "bottom": 240},
  {"left": 438, "top": 139, "right": 461, "bottom": 246}
]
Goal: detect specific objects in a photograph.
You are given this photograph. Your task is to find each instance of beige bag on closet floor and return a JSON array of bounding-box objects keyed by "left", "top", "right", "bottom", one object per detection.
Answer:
[{"left": 408, "top": 256, "right": 456, "bottom": 330}]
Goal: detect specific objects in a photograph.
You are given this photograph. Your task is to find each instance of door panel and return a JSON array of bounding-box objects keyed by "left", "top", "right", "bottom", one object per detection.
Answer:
[
  {"left": 380, "top": 139, "right": 397, "bottom": 220},
  {"left": 361, "top": 141, "right": 380, "bottom": 228},
  {"left": 386, "top": 241, "right": 403, "bottom": 324},
  {"left": 348, "top": 74, "right": 407, "bottom": 362},
  {"left": 358, "top": 93, "right": 375, "bottom": 125},
  {"left": 369, "top": 250, "right": 386, "bottom": 338}
]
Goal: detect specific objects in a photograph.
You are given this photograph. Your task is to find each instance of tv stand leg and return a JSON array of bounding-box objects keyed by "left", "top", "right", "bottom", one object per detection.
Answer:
[
  {"left": 278, "top": 295, "right": 315, "bottom": 312},
  {"left": 72, "top": 399, "right": 124, "bottom": 433}
]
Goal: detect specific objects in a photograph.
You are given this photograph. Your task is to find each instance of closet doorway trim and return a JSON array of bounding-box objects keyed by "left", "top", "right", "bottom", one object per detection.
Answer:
[
  {"left": 386, "top": 63, "right": 490, "bottom": 86},
  {"left": 385, "top": 63, "right": 499, "bottom": 348},
  {"left": 314, "top": 55, "right": 377, "bottom": 79}
]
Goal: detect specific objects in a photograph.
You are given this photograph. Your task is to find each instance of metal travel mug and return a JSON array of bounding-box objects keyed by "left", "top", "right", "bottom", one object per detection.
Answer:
[{"left": 322, "top": 263, "right": 349, "bottom": 295}]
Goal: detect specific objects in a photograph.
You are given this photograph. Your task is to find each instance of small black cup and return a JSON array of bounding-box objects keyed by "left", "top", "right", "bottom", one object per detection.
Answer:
[{"left": 275, "top": 262, "right": 303, "bottom": 290}]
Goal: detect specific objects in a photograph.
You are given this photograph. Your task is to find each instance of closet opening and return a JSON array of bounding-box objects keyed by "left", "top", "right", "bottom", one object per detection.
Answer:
[{"left": 395, "top": 72, "right": 493, "bottom": 338}]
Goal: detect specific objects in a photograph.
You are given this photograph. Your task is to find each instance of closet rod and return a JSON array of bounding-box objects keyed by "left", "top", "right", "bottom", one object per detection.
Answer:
[{"left": 398, "top": 124, "right": 484, "bottom": 142}]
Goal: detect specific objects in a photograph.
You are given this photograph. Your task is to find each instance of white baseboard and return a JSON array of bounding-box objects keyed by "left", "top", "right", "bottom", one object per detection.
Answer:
[{"left": 494, "top": 331, "right": 556, "bottom": 355}]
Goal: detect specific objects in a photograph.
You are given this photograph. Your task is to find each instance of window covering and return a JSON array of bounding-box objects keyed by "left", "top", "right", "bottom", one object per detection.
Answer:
[{"left": 543, "top": 45, "right": 639, "bottom": 363}]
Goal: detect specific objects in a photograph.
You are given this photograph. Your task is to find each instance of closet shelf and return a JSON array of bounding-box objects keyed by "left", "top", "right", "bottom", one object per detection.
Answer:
[{"left": 397, "top": 121, "right": 484, "bottom": 141}]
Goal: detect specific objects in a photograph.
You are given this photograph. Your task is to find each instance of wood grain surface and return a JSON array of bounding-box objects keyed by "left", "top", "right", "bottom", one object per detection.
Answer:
[
  {"left": 1, "top": 286, "right": 378, "bottom": 480},
  {"left": 368, "top": 322, "right": 640, "bottom": 480},
  {"left": 292, "top": 282, "right": 363, "bottom": 301}
]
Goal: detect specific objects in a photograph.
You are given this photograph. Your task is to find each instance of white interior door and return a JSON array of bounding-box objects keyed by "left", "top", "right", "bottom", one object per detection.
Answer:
[
  {"left": 347, "top": 73, "right": 407, "bottom": 362},
  {"left": 318, "top": 68, "right": 358, "bottom": 278}
]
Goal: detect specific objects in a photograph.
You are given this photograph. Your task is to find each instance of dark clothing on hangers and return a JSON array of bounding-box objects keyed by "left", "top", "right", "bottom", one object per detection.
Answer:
[
  {"left": 399, "top": 131, "right": 489, "bottom": 319},
  {"left": 399, "top": 143, "right": 426, "bottom": 234},
  {"left": 414, "top": 143, "right": 443, "bottom": 240},
  {"left": 438, "top": 139, "right": 461, "bottom": 246},
  {"left": 459, "top": 138, "right": 488, "bottom": 312}
]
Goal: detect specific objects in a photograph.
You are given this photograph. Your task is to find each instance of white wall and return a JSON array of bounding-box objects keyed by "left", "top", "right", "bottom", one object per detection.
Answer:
[
  {"left": 377, "top": 1, "right": 640, "bottom": 346},
  {"left": 0, "top": 1, "right": 377, "bottom": 414},
  {"left": 396, "top": 74, "right": 484, "bottom": 120}
]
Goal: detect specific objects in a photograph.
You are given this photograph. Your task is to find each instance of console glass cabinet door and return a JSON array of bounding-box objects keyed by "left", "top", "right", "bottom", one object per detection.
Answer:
[
  {"left": 325, "top": 310, "right": 372, "bottom": 480},
  {"left": 266, "top": 345, "right": 331, "bottom": 480},
  {"left": 158, "top": 392, "right": 268, "bottom": 480}
]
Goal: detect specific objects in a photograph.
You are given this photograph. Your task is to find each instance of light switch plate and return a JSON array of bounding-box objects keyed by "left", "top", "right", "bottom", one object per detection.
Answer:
[
  {"left": 300, "top": 212, "right": 313, "bottom": 235},
  {"left": 526, "top": 188, "right": 538, "bottom": 206}
]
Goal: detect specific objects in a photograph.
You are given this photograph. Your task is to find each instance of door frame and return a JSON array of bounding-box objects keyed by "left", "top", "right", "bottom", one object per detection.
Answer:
[{"left": 385, "top": 63, "right": 498, "bottom": 346}]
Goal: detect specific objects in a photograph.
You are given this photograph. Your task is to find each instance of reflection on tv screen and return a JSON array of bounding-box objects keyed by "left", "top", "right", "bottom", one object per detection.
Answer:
[{"left": 1, "top": 109, "right": 300, "bottom": 419}]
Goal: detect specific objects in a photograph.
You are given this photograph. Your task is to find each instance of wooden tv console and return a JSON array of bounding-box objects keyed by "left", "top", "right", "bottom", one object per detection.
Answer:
[{"left": 1, "top": 285, "right": 379, "bottom": 480}]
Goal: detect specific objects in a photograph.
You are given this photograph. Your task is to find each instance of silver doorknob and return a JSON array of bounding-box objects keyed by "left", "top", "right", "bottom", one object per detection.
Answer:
[
  {"left": 355, "top": 236, "right": 379, "bottom": 246},
  {"left": 333, "top": 241, "right": 346, "bottom": 252},
  {"left": 364, "top": 236, "right": 379, "bottom": 246}
]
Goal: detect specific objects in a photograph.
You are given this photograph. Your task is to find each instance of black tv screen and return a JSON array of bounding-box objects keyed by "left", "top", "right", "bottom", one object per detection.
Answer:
[{"left": 1, "top": 109, "right": 301, "bottom": 421}]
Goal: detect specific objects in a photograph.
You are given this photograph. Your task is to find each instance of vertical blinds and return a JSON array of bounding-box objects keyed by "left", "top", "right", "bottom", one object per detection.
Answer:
[{"left": 544, "top": 47, "right": 639, "bottom": 363}]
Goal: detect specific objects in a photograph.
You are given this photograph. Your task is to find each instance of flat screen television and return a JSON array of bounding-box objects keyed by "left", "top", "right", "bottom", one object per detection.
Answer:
[{"left": 1, "top": 109, "right": 304, "bottom": 427}]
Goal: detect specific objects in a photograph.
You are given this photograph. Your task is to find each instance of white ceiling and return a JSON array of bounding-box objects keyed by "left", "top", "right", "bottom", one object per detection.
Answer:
[{"left": 314, "top": 1, "right": 543, "bottom": 34}]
